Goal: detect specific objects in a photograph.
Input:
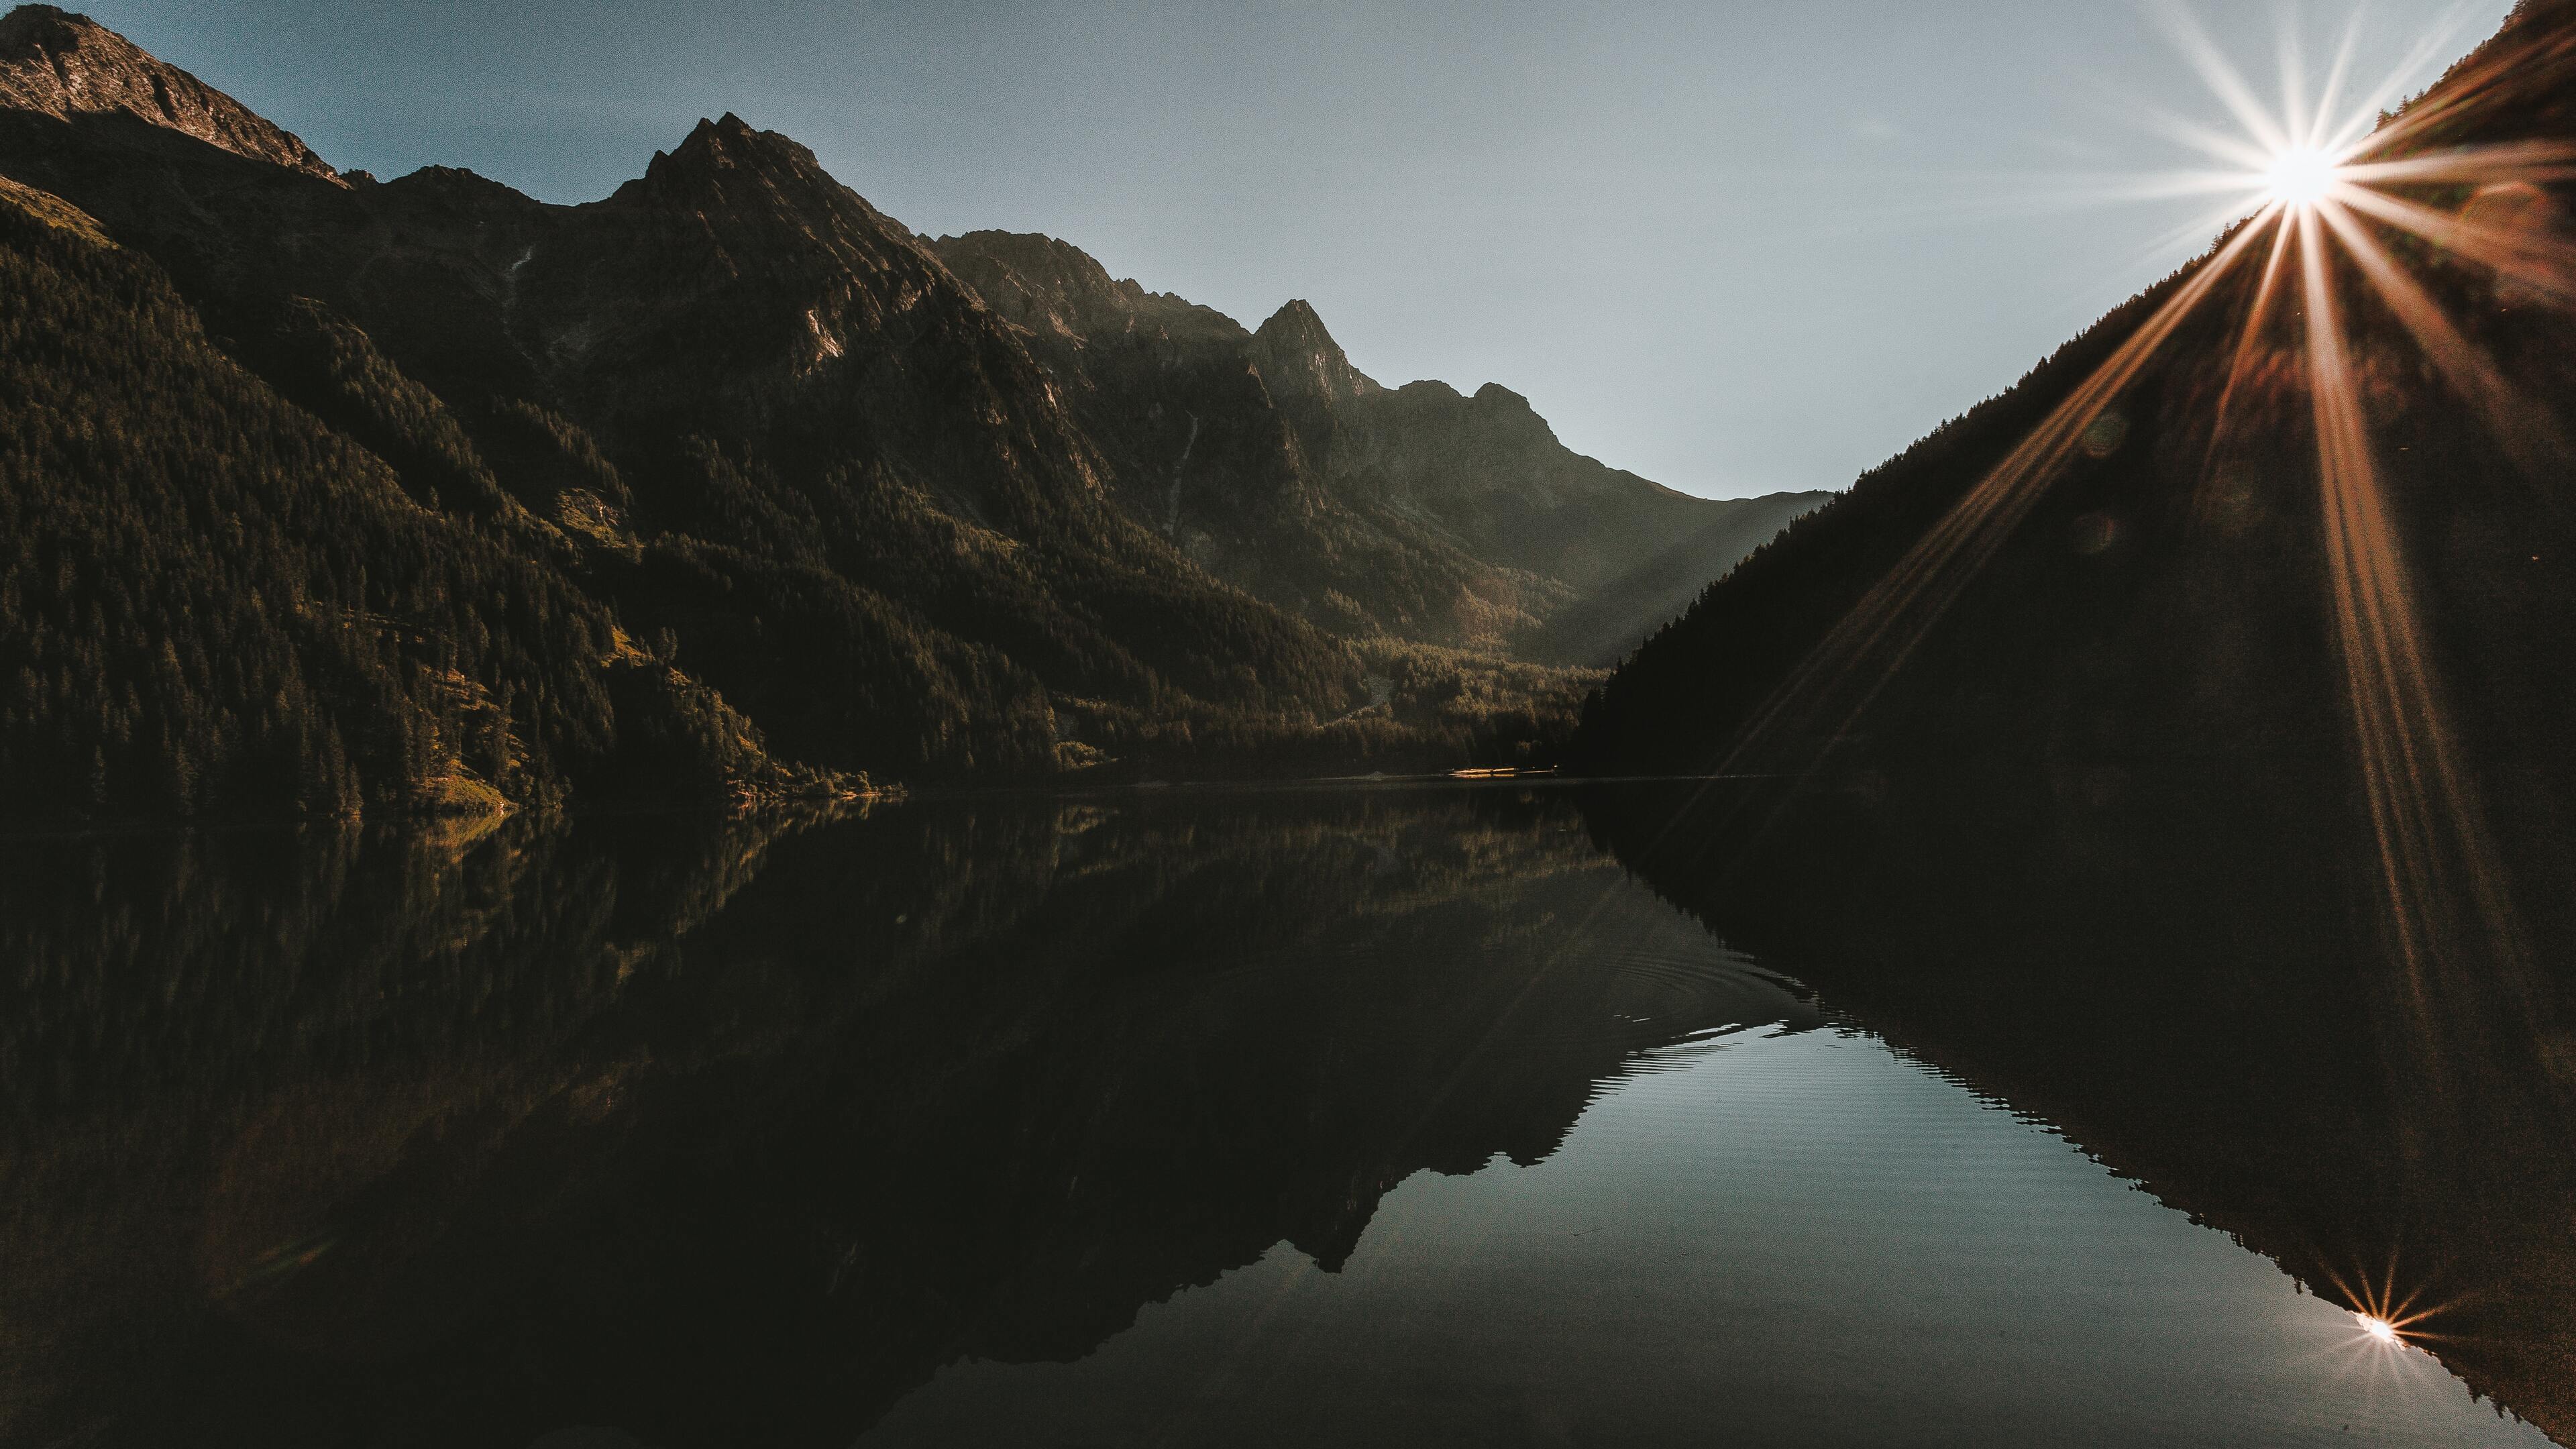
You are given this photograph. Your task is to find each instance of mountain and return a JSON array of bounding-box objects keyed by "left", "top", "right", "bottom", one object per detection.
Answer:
[
  {"left": 933, "top": 228, "right": 1827, "bottom": 660},
  {"left": 0, "top": 3, "right": 334, "bottom": 177},
  {"left": 0, "top": 5, "right": 1801, "bottom": 819},
  {"left": 0, "top": 161, "right": 881, "bottom": 819},
  {"left": 1572, "top": 0, "right": 2576, "bottom": 1020},
  {"left": 1560, "top": 7, "right": 2576, "bottom": 1425}
]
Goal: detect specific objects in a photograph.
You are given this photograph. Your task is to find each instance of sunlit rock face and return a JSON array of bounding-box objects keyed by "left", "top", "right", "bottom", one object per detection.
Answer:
[{"left": 0, "top": 5, "right": 337, "bottom": 178}]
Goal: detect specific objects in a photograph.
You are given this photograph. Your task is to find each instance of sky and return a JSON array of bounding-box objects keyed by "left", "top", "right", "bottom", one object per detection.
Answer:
[{"left": 78, "top": 1, "right": 2516, "bottom": 498}]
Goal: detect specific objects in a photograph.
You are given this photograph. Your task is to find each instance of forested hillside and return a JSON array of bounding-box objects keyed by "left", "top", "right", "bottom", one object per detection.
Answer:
[
  {"left": 0, "top": 175, "right": 851, "bottom": 818},
  {"left": 1572, "top": 0, "right": 2576, "bottom": 973},
  {"left": 0, "top": 5, "right": 1757, "bottom": 820},
  {"left": 1575, "top": 0, "right": 2576, "bottom": 785}
]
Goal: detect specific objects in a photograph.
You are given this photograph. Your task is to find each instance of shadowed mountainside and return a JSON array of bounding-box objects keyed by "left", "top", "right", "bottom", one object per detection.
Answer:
[
  {"left": 0, "top": 5, "right": 1823, "bottom": 820},
  {"left": 1571, "top": 0, "right": 2576, "bottom": 961},
  {"left": 1570, "top": 1, "right": 2576, "bottom": 1436},
  {"left": 934, "top": 228, "right": 1827, "bottom": 660}
]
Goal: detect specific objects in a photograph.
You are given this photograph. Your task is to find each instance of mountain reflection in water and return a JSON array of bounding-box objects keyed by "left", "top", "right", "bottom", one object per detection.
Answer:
[
  {"left": 1582, "top": 763, "right": 2576, "bottom": 1448},
  {"left": 0, "top": 786, "right": 2561, "bottom": 1446}
]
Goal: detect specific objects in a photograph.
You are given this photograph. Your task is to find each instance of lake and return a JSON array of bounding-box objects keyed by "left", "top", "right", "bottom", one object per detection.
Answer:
[{"left": 0, "top": 785, "right": 2559, "bottom": 1446}]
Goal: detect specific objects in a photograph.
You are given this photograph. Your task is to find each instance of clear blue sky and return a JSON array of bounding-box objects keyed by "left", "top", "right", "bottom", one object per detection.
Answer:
[{"left": 74, "top": 1, "right": 2513, "bottom": 498}]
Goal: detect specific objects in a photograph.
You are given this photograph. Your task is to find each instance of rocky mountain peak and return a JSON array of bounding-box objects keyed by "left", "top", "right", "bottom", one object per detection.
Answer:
[
  {"left": 624, "top": 111, "right": 902, "bottom": 248},
  {"left": 676, "top": 111, "right": 761, "bottom": 158},
  {"left": 1468, "top": 381, "right": 1560, "bottom": 445},
  {"left": 932, "top": 228, "right": 1245, "bottom": 347},
  {"left": 1251, "top": 299, "right": 1381, "bottom": 402},
  {"left": 0, "top": 5, "right": 338, "bottom": 180},
  {"left": 645, "top": 113, "right": 805, "bottom": 188}
]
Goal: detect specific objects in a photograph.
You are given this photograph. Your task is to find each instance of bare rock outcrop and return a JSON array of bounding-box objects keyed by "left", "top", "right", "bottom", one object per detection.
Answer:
[{"left": 0, "top": 4, "right": 338, "bottom": 180}]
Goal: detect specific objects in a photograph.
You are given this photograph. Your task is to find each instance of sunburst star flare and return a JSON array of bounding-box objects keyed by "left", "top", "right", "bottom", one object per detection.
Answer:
[{"left": 1693, "top": 4, "right": 2576, "bottom": 989}]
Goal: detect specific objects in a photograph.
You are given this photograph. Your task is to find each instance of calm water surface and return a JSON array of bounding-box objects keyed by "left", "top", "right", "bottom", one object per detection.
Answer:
[
  {"left": 0, "top": 787, "right": 2557, "bottom": 1446},
  {"left": 871, "top": 1026, "right": 2542, "bottom": 1448}
]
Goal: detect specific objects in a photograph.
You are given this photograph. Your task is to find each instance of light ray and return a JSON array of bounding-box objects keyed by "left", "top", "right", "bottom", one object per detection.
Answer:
[
  {"left": 1711, "top": 218, "right": 2276, "bottom": 774},
  {"left": 2345, "top": 1, "right": 2526, "bottom": 160},
  {"left": 2155, "top": 1, "right": 2294, "bottom": 156},
  {"left": 2294, "top": 199, "right": 2528, "bottom": 998},
  {"left": 2134, "top": 102, "right": 2294, "bottom": 174},
  {"left": 2315, "top": 190, "right": 2576, "bottom": 477},
  {"left": 2298, "top": 203, "right": 2445, "bottom": 975},
  {"left": 2334, "top": 180, "right": 2576, "bottom": 311},
  {"left": 2320, "top": 2, "right": 2485, "bottom": 156},
  {"left": 1676, "top": 3, "right": 2557, "bottom": 1008},
  {"left": 2277, "top": 9, "right": 2313, "bottom": 152},
  {"left": 2206, "top": 205, "right": 2296, "bottom": 451},
  {"left": 2117, "top": 191, "right": 2282, "bottom": 278},
  {"left": 2310, "top": 14, "right": 2363, "bottom": 154},
  {"left": 2338, "top": 138, "right": 2576, "bottom": 188}
]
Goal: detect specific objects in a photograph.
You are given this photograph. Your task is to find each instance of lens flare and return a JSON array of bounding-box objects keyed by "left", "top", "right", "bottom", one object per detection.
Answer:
[
  {"left": 2263, "top": 143, "right": 2343, "bottom": 208},
  {"left": 2356, "top": 1312, "right": 2402, "bottom": 1345},
  {"left": 1690, "top": 4, "right": 2576, "bottom": 994}
]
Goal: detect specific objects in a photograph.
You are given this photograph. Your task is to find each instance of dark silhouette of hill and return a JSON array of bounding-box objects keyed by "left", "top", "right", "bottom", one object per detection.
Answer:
[
  {"left": 1572, "top": 0, "right": 2576, "bottom": 951},
  {"left": 0, "top": 6, "right": 1808, "bottom": 818},
  {"left": 1528, "top": 494, "right": 1826, "bottom": 665},
  {"left": 1569, "top": 2, "right": 2576, "bottom": 1435}
]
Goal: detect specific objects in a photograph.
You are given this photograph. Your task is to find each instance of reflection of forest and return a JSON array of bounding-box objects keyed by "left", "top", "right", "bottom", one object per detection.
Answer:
[
  {"left": 0, "top": 789, "right": 1807, "bottom": 1448},
  {"left": 1581, "top": 766, "right": 2576, "bottom": 1446}
]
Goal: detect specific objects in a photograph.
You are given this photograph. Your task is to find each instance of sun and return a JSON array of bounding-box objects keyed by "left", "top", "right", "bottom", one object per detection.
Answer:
[
  {"left": 1711, "top": 3, "right": 2576, "bottom": 983},
  {"left": 2263, "top": 143, "right": 2344, "bottom": 209}
]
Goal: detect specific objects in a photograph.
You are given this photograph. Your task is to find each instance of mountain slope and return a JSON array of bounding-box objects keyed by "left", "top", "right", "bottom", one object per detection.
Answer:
[
  {"left": 0, "top": 4, "right": 335, "bottom": 178},
  {"left": 1572, "top": 0, "right": 2576, "bottom": 977},
  {"left": 1564, "top": 12, "right": 2576, "bottom": 1433},
  {"left": 932, "top": 229, "right": 1828, "bottom": 659},
  {"left": 1576, "top": 1, "right": 2576, "bottom": 778},
  {"left": 0, "top": 172, "right": 845, "bottom": 818},
  {"left": 0, "top": 4, "right": 1823, "bottom": 819},
  {"left": 0, "top": 9, "right": 1650, "bottom": 815}
]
